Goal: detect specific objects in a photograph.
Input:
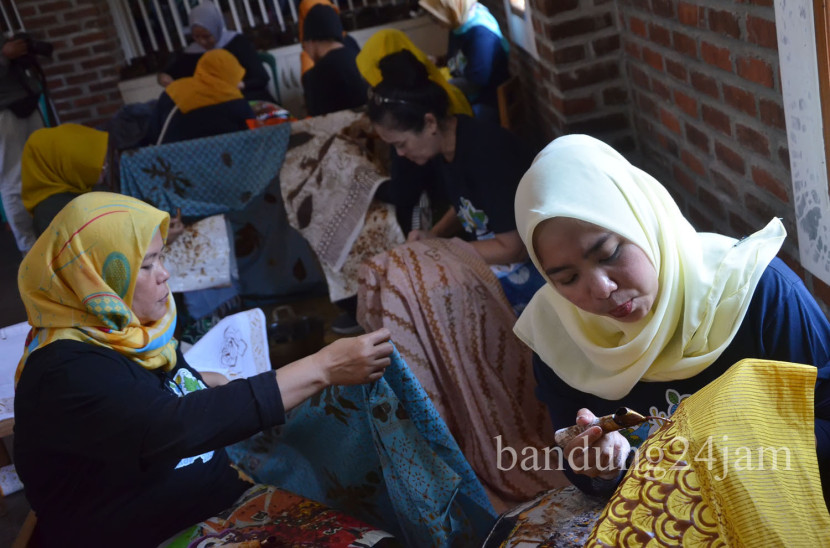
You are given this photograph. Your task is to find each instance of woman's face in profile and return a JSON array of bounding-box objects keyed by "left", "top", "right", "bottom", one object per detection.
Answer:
[
  {"left": 373, "top": 115, "right": 442, "bottom": 165},
  {"left": 132, "top": 231, "right": 171, "bottom": 325},
  {"left": 533, "top": 217, "right": 658, "bottom": 322},
  {"left": 191, "top": 25, "right": 216, "bottom": 50}
]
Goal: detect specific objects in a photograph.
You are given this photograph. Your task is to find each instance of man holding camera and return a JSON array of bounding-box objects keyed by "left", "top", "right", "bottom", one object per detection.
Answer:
[{"left": 1, "top": 36, "right": 44, "bottom": 253}]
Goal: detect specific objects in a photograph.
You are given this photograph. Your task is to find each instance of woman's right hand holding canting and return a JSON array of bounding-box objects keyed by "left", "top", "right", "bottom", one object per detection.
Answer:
[
  {"left": 315, "top": 328, "right": 393, "bottom": 385},
  {"left": 564, "top": 408, "right": 630, "bottom": 480}
]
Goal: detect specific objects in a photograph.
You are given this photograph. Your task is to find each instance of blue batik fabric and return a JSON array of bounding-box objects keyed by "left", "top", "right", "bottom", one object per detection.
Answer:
[
  {"left": 119, "top": 123, "right": 291, "bottom": 219},
  {"left": 225, "top": 344, "right": 496, "bottom": 548}
]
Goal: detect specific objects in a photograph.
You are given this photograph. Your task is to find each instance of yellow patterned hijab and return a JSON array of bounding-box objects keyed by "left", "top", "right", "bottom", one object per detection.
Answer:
[
  {"left": 166, "top": 48, "right": 245, "bottom": 114},
  {"left": 16, "top": 192, "right": 177, "bottom": 383},
  {"left": 356, "top": 29, "right": 473, "bottom": 116},
  {"left": 513, "top": 135, "right": 786, "bottom": 399},
  {"left": 418, "top": 0, "right": 475, "bottom": 27}
]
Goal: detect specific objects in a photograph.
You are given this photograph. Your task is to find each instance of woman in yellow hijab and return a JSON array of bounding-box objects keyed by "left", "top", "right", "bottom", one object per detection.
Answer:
[
  {"left": 513, "top": 135, "right": 830, "bottom": 504},
  {"left": 154, "top": 49, "right": 255, "bottom": 144},
  {"left": 357, "top": 28, "right": 472, "bottom": 116},
  {"left": 20, "top": 123, "right": 109, "bottom": 236},
  {"left": 14, "top": 192, "right": 394, "bottom": 546}
]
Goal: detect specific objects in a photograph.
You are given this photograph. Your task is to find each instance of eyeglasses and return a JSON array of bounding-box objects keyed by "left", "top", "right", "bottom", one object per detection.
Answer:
[{"left": 367, "top": 87, "right": 411, "bottom": 107}]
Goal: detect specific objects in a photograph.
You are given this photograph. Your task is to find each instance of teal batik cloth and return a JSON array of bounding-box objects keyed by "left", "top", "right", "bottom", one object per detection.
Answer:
[
  {"left": 119, "top": 123, "right": 291, "bottom": 219},
  {"left": 226, "top": 344, "right": 497, "bottom": 547}
]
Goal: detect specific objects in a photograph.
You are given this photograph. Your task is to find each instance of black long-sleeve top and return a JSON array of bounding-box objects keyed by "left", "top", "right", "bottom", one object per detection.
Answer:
[{"left": 14, "top": 339, "right": 285, "bottom": 547}]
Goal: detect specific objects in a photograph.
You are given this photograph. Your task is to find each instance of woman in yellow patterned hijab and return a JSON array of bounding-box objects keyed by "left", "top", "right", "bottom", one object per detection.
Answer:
[
  {"left": 166, "top": 48, "right": 245, "bottom": 114},
  {"left": 16, "top": 191, "right": 176, "bottom": 381}
]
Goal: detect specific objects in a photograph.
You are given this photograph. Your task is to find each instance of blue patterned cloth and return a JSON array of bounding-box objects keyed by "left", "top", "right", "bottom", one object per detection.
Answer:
[
  {"left": 226, "top": 345, "right": 497, "bottom": 547},
  {"left": 119, "top": 124, "right": 291, "bottom": 219}
]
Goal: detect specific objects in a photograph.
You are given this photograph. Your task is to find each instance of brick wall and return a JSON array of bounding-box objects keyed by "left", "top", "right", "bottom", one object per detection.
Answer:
[
  {"left": 483, "top": 0, "right": 830, "bottom": 308},
  {"left": 16, "top": 0, "right": 125, "bottom": 127},
  {"left": 488, "top": 0, "right": 635, "bottom": 151}
]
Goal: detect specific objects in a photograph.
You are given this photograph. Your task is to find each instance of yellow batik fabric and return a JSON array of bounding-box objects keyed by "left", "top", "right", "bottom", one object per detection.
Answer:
[
  {"left": 16, "top": 192, "right": 177, "bottom": 383},
  {"left": 587, "top": 359, "right": 830, "bottom": 547}
]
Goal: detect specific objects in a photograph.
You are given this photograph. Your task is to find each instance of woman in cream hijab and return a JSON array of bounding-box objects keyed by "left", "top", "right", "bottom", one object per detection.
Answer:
[{"left": 513, "top": 134, "right": 830, "bottom": 500}]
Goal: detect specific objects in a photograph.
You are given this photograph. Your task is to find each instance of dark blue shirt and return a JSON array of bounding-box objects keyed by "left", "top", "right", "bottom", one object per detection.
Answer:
[{"left": 533, "top": 258, "right": 830, "bottom": 498}]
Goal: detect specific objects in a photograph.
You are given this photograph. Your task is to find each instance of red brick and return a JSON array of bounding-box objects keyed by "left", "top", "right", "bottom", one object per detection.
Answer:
[
  {"left": 553, "top": 44, "right": 586, "bottom": 65},
  {"left": 708, "top": 9, "right": 741, "bottom": 38},
  {"left": 562, "top": 96, "right": 598, "bottom": 115},
  {"left": 701, "top": 41, "right": 732, "bottom": 71},
  {"left": 652, "top": 79, "right": 670, "bottom": 101},
  {"left": 746, "top": 15, "right": 778, "bottom": 49},
  {"left": 715, "top": 141, "right": 745, "bottom": 174},
  {"left": 751, "top": 166, "right": 789, "bottom": 201},
  {"left": 593, "top": 35, "right": 620, "bottom": 56},
  {"left": 672, "top": 31, "right": 697, "bottom": 56},
  {"left": 557, "top": 60, "right": 620, "bottom": 91},
  {"left": 651, "top": 0, "right": 675, "bottom": 17},
  {"left": 636, "top": 93, "right": 659, "bottom": 117},
  {"left": 49, "top": 86, "right": 83, "bottom": 100},
  {"left": 642, "top": 47, "right": 663, "bottom": 71},
  {"left": 736, "top": 56, "right": 774, "bottom": 87},
  {"left": 24, "top": 14, "right": 59, "bottom": 27},
  {"left": 735, "top": 123, "right": 770, "bottom": 157},
  {"left": 55, "top": 47, "right": 91, "bottom": 62},
  {"left": 630, "top": 16, "right": 647, "bottom": 38},
  {"left": 568, "top": 112, "right": 630, "bottom": 134},
  {"left": 759, "top": 98, "right": 786, "bottom": 129},
  {"left": 629, "top": 65, "right": 651, "bottom": 90},
  {"left": 66, "top": 72, "right": 98, "bottom": 85},
  {"left": 744, "top": 192, "right": 777, "bottom": 221},
  {"left": 603, "top": 86, "right": 628, "bottom": 105},
  {"left": 73, "top": 93, "right": 106, "bottom": 107},
  {"left": 61, "top": 109, "right": 93, "bottom": 122},
  {"left": 674, "top": 89, "right": 697, "bottom": 117},
  {"left": 673, "top": 163, "right": 697, "bottom": 193},
  {"left": 625, "top": 41, "right": 641, "bottom": 59},
  {"left": 537, "top": 0, "right": 579, "bottom": 17},
  {"left": 685, "top": 122, "right": 710, "bottom": 151},
  {"left": 548, "top": 14, "right": 614, "bottom": 40},
  {"left": 648, "top": 23, "right": 671, "bottom": 47},
  {"left": 46, "top": 24, "right": 82, "bottom": 38},
  {"left": 709, "top": 169, "right": 741, "bottom": 199},
  {"left": 72, "top": 31, "right": 108, "bottom": 46},
  {"left": 46, "top": 63, "right": 79, "bottom": 76},
  {"left": 18, "top": 5, "right": 36, "bottom": 17},
  {"left": 64, "top": 6, "right": 100, "bottom": 21},
  {"left": 728, "top": 213, "right": 755, "bottom": 238},
  {"left": 681, "top": 148, "right": 706, "bottom": 174},
  {"left": 702, "top": 104, "right": 731, "bottom": 135},
  {"left": 39, "top": 1, "right": 72, "bottom": 11},
  {"left": 677, "top": 2, "right": 704, "bottom": 26},
  {"left": 656, "top": 131, "right": 679, "bottom": 157},
  {"left": 80, "top": 55, "right": 113, "bottom": 70},
  {"left": 690, "top": 71, "right": 719, "bottom": 98},
  {"left": 665, "top": 58, "right": 688, "bottom": 81},
  {"left": 723, "top": 84, "right": 757, "bottom": 116},
  {"left": 660, "top": 107, "right": 682, "bottom": 134},
  {"left": 699, "top": 187, "right": 726, "bottom": 217}
]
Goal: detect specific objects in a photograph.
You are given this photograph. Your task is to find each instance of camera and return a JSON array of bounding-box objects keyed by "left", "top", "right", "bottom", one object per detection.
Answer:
[{"left": 10, "top": 33, "right": 53, "bottom": 69}]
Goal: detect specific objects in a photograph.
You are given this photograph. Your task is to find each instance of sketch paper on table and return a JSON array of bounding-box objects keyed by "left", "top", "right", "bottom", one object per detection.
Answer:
[
  {"left": 165, "top": 214, "right": 234, "bottom": 293},
  {"left": 184, "top": 308, "right": 271, "bottom": 381},
  {"left": 0, "top": 322, "right": 29, "bottom": 422}
]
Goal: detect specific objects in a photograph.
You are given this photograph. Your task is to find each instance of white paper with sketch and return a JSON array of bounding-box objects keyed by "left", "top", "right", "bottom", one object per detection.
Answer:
[
  {"left": 183, "top": 308, "right": 271, "bottom": 381},
  {"left": 165, "top": 214, "right": 234, "bottom": 293},
  {"left": 0, "top": 322, "right": 29, "bottom": 422}
]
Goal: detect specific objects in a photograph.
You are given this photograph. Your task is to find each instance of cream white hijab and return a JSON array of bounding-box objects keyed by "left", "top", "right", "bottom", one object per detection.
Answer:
[{"left": 513, "top": 134, "right": 786, "bottom": 399}]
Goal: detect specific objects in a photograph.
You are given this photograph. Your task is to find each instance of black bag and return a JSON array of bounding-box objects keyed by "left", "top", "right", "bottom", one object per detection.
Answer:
[{"left": 7, "top": 93, "right": 39, "bottom": 118}]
